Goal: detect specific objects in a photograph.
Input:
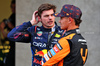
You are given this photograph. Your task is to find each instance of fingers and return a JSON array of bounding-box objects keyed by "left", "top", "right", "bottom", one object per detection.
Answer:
[
  {"left": 30, "top": 10, "right": 40, "bottom": 25},
  {"left": 33, "top": 10, "right": 38, "bottom": 18},
  {"left": 34, "top": 11, "right": 38, "bottom": 15},
  {"left": 33, "top": 11, "right": 38, "bottom": 18}
]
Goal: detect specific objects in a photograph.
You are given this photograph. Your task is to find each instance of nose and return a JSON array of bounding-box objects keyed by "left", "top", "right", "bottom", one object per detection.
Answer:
[{"left": 49, "top": 16, "right": 52, "bottom": 19}]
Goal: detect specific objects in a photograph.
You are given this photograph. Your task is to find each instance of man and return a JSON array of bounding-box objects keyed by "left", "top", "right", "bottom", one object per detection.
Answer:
[
  {"left": 7, "top": 3, "right": 64, "bottom": 66},
  {"left": 42, "top": 4, "right": 88, "bottom": 66},
  {"left": 0, "top": 19, "right": 11, "bottom": 66},
  {"left": 5, "top": 0, "right": 16, "bottom": 66},
  {"left": 0, "top": 0, "right": 15, "bottom": 66}
]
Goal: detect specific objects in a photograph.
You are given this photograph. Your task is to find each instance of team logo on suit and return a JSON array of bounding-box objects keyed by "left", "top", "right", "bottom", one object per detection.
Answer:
[{"left": 37, "top": 31, "right": 42, "bottom": 36}]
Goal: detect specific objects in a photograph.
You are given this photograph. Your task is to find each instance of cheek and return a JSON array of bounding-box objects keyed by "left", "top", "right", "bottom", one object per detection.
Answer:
[
  {"left": 60, "top": 21, "right": 67, "bottom": 30},
  {"left": 41, "top": 18, "right": 48, "bottom": 22},
  {"left": 61, "top": 24, "right": 67, "bottom": 30},
  {"left": 41, "top": 17, "right": 47, "bottom": 22}
]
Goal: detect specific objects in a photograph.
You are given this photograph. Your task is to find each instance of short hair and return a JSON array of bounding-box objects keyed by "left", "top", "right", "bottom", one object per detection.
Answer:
[
  {"left": 38, "top": 3, "right": 56, "bottom": 17},
  {"left": 74, "top": 13, "right": 82, "bottom": 26}
]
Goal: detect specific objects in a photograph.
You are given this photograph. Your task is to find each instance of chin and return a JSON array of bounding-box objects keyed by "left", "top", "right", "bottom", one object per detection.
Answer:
[{"left": 49, "top": 24, "right": 54, "bottom": 27}]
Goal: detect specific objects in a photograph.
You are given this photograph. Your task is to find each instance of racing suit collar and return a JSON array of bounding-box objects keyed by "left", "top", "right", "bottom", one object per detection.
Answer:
[
  {"left": 67, "top": 28, "right": 79, "bottom": 32},
  {"left": 41, "top": 26, "right": 51, "bottom": 32},
  {"left": 64, "top": 28, "right": 80, "bottom": 36}
]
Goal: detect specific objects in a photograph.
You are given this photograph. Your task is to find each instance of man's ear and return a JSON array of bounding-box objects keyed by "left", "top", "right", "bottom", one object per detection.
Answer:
[
  {"left": 68, "top": 17, "right": 73, "bottom": 23},
  {"left": 38, "top": 16, "right": 41, "bottom": 22}
]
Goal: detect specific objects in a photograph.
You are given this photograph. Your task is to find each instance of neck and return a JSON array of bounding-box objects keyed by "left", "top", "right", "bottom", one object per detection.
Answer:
[{"left": 67, "top": 25, "right": 79, "bottom": 31}]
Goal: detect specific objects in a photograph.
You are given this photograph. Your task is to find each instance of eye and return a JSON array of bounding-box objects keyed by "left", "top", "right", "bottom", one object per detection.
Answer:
[
  {"left": 51, "top": 14, "right": 54, "bottom": 16},
  {"left": 44, "top": 15, "right": 49, "bottom": 17}
]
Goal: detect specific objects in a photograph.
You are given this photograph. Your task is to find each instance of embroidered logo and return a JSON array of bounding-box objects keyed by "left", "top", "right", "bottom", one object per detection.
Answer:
[
  {"left": 55, "top": 34, "right": 61, "bottom": 38},
  {"left": 37, "top": 31, "right": 42, "bottom": 36}
]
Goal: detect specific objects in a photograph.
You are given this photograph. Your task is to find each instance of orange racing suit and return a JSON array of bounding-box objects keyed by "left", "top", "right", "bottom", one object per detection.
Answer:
[{"left": 42, "top": 28, "right": 88, "bottom": 66}]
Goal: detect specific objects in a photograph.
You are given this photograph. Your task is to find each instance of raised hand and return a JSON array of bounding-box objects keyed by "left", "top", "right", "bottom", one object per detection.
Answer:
[{"left": 30, "top": 11, "right": 41, "bottom": 26}]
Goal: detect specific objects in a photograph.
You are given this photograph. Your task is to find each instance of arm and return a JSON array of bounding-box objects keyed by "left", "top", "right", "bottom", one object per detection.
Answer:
[
  {"left": 42, "top": 38, "right": 70, "bottom": 66},
  {"left": 7, "top": 11, "right": 40, "bottom": 42},
  {"left": 7, "top": 22, "right": 32, "bottom": 42}
]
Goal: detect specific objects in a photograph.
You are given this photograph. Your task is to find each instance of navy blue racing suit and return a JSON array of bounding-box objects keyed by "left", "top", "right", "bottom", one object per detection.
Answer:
[{"left": 7, "top": 21, "right": 64, "bottom": 66}]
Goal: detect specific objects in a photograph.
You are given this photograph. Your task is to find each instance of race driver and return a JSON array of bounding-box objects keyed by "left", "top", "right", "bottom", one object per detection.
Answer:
[
  {"left": 7, "top": 3, "right": 64, "bottom": 66},
  {"left": 42, "top": 4, "right": 88, "bottom": 66}
]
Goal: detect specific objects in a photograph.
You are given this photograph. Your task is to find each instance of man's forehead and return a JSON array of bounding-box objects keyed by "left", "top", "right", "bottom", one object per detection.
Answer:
[{"left": 41, "top": 9, "right": 54, "bottom": 15}]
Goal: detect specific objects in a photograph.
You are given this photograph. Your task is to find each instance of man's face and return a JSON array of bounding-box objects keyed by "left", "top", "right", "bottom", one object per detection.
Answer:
[
  {"left": 59, "top": 17, "right": 69, "bottom": 30},
  {"left": 40, "top": 9, "right": 55, "bottom": 29}
]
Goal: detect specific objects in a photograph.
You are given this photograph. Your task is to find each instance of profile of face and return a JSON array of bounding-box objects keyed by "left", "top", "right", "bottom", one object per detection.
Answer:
[
  {"left": 39, "top": 9, "right": 55, "bottom": 29},
  {"left": 59, "top": 17, "right": 70, "bottom": 30}
]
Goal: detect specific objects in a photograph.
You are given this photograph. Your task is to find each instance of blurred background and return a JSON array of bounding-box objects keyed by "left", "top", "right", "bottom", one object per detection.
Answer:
[
  {"left": 0, "top": 0, "right": 15, "bottom": 66},
  {"left": 0, "top": 0, "right": 100, "bottom": 66},
  {"left": 0, "top": 0, "right": 12, "bottom": 22}
]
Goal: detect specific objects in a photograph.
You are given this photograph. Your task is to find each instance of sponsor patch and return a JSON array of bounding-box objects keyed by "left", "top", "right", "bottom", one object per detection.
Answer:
[
  {"left": 58, "top": 30, "right": 63, "bottom": 33},
  {"left": 47, "top": 51, "right": 52, "bottom": 58},
  {"left": 76, "top": 29, "right": 80, "bottom": 34},
  {"left": 55, "top": 34, "right": 61, "bottom": 38},
  {"left": 37, "top": 31, "right": 42, "bottom": 36},
  {"left": 50, "top": 48, "right": 56, "bottom": 56},
  {"left": 32, "top": 42, "right": 46, "bottom": 47},
  {"left": 35, "top": 49, "right": 47, "bottom": 57},
  {"left": 56, "top": 43, "right": 62, "bottom": 50},
  {"left": 44, "top": 54, "right": 49, "bottom": 61},
  {"left": 34, "top": 37, "right": 42, "bottom": 39},
  {"left": 78, "top": 39, "right": 86, "bottom": 42},
  {"left": 43, "top": 57, "right": 46, "bottom": 63},
  {"left": 53, "top": 45, "right": 60, "bottom": 53}
]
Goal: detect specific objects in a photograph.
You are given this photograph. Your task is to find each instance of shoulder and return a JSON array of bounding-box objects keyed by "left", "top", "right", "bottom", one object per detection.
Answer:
[
  {"left": 72, "top": 34, "right": 86, "bottom": 42},
  {"left": 70, "top": 34, "right": 87, "bottom": 47},
  {"left": 63, "top": 33, "right": 86, "bottom": 44},
  {"left": 28, "top": 25, "right": 41, "bottom": 32}
]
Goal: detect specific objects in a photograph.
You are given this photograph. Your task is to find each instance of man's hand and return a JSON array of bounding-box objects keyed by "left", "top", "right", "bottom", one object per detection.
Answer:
[{"left": 30, "top": 11, "right": 40, "bottom": 26}]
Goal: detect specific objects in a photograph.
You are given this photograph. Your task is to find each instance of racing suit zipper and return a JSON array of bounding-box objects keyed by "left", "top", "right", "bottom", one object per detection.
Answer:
[
  {"left": 47, "top": 29, "right": 57, "bottom": 51},
  {"left": 47, "top": 32, "right": 51, "bottom": 51},
  {"left": 47, "top": 23, "right": 58, "bottom": 51}
]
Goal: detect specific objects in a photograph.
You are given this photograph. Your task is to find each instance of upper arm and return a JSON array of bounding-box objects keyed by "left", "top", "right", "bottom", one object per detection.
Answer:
[{"left": 42, "top": 38, "right": 70, "bottom": 66}]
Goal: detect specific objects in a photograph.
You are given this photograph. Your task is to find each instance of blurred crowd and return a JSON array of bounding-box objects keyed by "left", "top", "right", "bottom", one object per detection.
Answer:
[{"left": 0, "top": 0, "right": 15, "bottom": 66}]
